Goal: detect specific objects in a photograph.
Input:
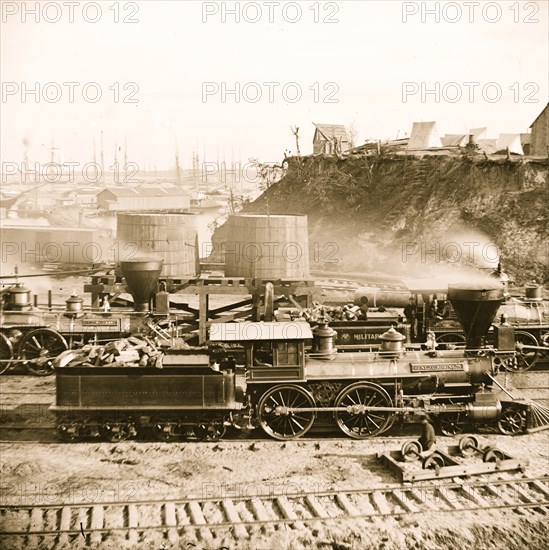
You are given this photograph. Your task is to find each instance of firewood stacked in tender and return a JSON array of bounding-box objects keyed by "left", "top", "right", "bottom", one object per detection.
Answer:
[{"left": 55, "top": 336, "right": 165, "bottom": 368}]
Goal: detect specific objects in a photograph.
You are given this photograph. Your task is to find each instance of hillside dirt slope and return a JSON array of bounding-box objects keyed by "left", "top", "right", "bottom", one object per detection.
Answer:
[{"left": 215, "top": 153, "right": 548, "bottom": 285}]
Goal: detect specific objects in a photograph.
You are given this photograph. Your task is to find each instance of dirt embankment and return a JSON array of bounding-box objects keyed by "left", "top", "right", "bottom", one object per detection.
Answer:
[{"left": 215, "top": 153, "right": 549, "bottom": 285}]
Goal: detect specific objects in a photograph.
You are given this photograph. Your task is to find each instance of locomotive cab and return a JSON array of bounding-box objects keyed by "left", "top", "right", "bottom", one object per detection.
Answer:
[{"left": 209, "top": 321, "right": 313, "bottom": 382}]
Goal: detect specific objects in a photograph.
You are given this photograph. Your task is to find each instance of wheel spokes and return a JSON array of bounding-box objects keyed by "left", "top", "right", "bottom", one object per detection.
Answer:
[
  {"left": 335, "top": 383, "right": 393, "bottom": 439},
  {"left": 257, "top": 385, "right": 316, "bottom": 440}
]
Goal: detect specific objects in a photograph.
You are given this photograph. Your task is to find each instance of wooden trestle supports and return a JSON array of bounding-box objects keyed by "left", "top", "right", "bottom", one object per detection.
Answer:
[
  {"left": 86, "top": 274, "right": 318, "bottom": 344},
  {"left": 178, "top": 277, "right": 317, "bottom": 344}
]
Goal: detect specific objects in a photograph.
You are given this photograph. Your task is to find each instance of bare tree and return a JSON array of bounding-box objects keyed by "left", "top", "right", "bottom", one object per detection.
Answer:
[
  {"left": 347, "top": 119, "right": 359, "bottom": 148},
  {"left": 290, "top": 126, "right": 301, "bottom": 157}
]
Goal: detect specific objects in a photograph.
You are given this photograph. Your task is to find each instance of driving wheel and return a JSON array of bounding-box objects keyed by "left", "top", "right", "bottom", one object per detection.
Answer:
[
  {"left": 0, "top": 333, "right": 14, "bottom": 375},
  {"left": 514, "top": 332, "right": 540, "bottom": 371},
  {"left": 19, "top": 328, "right": 68, "bottom": 375},
  {"left": 334, "top": 382, "right": 394, "bottom": 439},
  {"left": 256, "top": 385, "right": 316, "bottom": 440}
]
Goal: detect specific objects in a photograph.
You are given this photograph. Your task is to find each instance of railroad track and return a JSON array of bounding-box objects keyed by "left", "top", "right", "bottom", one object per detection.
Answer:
[{"left": 1, "top": 477, "right": 548, "bottom": 548}]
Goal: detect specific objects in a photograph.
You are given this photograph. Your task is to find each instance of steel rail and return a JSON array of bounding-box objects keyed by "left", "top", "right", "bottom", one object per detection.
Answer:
[{"left": 1, "top": 477, "right": 548, "bottom": 540}]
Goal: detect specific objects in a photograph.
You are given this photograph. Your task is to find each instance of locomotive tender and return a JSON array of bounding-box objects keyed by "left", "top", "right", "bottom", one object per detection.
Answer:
[{"left": 51, "top": 263, "right": 542, "bottom": 441}]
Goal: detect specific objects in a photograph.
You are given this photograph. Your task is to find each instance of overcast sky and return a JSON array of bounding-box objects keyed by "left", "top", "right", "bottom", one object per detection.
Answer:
[{"left": 1, "top": 0, "right": 547, "bottom": 172}]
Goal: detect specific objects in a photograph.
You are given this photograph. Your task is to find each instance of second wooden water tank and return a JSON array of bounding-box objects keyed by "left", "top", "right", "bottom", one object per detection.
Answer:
[{"left": 224, "top": 214, "right": 310, "bottom": 279}]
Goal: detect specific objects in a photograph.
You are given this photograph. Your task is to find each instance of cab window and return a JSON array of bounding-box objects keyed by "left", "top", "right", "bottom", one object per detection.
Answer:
[{"left": 276, "top": 342, "right": 299, "bottom": 366}]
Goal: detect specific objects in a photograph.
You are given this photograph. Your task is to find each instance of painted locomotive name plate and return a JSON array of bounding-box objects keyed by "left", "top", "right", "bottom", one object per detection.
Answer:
[
  {"left": 411, "top": 363, "right": 465, "bottom": 372},
  {"left": 82, "top": 319, "right": 119, "bottom": 327}
]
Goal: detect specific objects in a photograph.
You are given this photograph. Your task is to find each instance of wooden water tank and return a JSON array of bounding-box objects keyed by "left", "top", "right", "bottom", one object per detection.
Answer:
[
  {"left": 224, "top": 214, "right": 310, "bottom": 279},
  {"left": 116, "top": 213, "right": 198, "bottom": 278}
]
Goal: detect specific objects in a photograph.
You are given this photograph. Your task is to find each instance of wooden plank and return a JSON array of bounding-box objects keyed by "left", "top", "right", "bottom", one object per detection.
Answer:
[
  {"left": 90, "top": 505, "right": 104, "bottom": 546},
  {"left": 210, "top": 298, "right": 253, "bottom": 315},
  {"left": 371, "top": 491, "right": 392, "bottom": 515},
  {"left": 458, "top": 486, "right": 492, "bottom": 508},
  {"left": 484, "top": 484, "right": 526, "bottom": 515},
  {"left": 187, "top": 501, "right": 211, "bottom": 541},
  {"left": 127, "top": 504, "right": 139, "bottom": 546},
  {"left": 275, "top": 497, "right": 303, "bottom": 529},
  {"left": 391, "top": 489, "right": 419, "bottom": 512},
  {"left": 28, "top": 507, "right": 43, "bottom": 547},
  {"left": 510, "top": 482, "right": 540, "bottom": 504},
  {"left": 377, "top": 453, "right": 405, "bottom": 482},
  {"left": 530, "top": 479, "right": 549, "bottom": 499},
  {"left": 304, "top": 494, "right": 328, "bottom": 519},
  {"left": 434, "top": 486, "right": 464, "bottom": 510},
  {"left": 199, "top": 293, "right": 208, "bottom": 344},
  {"left": 164, "top": 502, "right": 179, "bottom": 545},
  {"left": 249, "top": 497, "right": 270, "bottom": 522},
  {"left": 335, "top": 493, "right": 360, "bottom": 516},
  {"left": 222, "top": 499, "right": 248, "bottom": 539},
  {"left": 58, "top": 506, "right": 71, "bottom": 546},
  {"left": 187, "top": 501, "right": 206, "bottom": 525}
]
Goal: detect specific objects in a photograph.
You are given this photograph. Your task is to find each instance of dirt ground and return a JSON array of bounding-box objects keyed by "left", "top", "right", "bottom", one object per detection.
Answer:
[
  {"left": 1, "top": 375, "right": 548, "bottom": 550},
  {"left": 1, "top": 434, "right": 548, "bottom": 549}
]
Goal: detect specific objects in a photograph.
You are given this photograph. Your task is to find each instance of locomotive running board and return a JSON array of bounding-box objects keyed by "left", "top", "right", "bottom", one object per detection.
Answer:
[{"left": 377, "top": 446, "right": 529, "bottom": 483}]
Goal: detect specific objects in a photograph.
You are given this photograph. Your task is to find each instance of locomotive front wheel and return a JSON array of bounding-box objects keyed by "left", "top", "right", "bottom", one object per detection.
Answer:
[
  {"left": 438, "top": 413, "right": 466, "bottom": 436},
  {"left": 497, "top": 407, "right": 525, "bottom": 435},
  {"left": 256, "top": 385, "right": 316, "bottom": 441},
  {"left": 334, "top": 382, "right": 393, "bottom": 439},
  {"left": 19, "top": 328, "right": 68, "bottom": 376},
  {"left": 0, "top": 333, "right": 14, "bottom": 375},
  {"left": 514, "top": 332, "right": 540, "bottom": 371}
]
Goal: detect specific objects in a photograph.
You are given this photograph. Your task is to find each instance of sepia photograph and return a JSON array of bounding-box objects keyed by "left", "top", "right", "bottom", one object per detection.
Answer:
[{"left": 1, "top": 1, "right": 548, "bottom": 548}]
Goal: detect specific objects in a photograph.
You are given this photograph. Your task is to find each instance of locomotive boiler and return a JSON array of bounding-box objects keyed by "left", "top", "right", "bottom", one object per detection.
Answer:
[{"left": 51, "top": 275, "right": 549, "bottom": 441}]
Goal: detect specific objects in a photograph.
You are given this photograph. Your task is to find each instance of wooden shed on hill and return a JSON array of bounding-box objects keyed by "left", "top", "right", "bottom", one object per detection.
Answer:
[
  {"left": 529, "top": 103, "right": 549, "bottom": 156},
  {"left": 313, "top": 123, "right": 350, "bottom": 155}
]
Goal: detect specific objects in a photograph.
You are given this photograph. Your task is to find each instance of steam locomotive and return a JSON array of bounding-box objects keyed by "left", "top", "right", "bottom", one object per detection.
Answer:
[
  {"left": 50, "top": 260, "right": 548, "bottom": 442},
  {"left": 354, "top": 272, "right": 549, "bottom": 371},
  {"left": 0, "top": 262, "right": 192, "bottom": 375}
]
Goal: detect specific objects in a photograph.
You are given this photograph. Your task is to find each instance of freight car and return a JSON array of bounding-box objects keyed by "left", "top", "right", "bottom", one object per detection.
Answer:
[{"left": 51, "top": 274, "right": 549, "bottom": 441}]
